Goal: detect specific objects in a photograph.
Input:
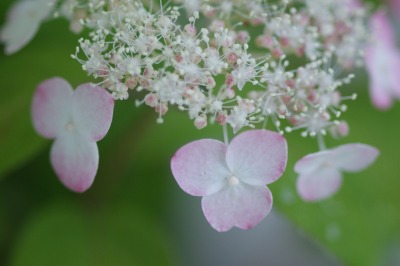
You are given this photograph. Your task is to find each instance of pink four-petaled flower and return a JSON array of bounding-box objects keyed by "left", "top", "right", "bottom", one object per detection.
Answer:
[
  {"left": 295, "top": 143, "right": 379, "bottom": 201},
  {"left": 171, "top": 130, "right": 288, "bottom": 232},
  {"left": 32, "top": 77, "right": 114, "bottom": 192}
]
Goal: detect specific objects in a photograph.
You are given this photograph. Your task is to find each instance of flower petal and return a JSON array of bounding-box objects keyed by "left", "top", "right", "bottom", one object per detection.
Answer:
[
  {"left": 365, "top": 11, "right": 400, "bottom": 110},
  {"left": 294, "top": 150, "right": 332, "bottom": 174},
  {"left": 370, "top": 10, "right": 396, "bottom": 45},
  {"left": 390, "top": 0, "right": 400, "bottom": 19},
  {"left": 365, "top": 45, "right": 400, "bottom": 110},
  {"left": 1, "top": 0, "right": 53, "bottom": 54},
  {"left": 369, "top": 80, "right": 393, "bottom": 110},
  {"left": 201, "top": 184, "right": 272, "bottom": 232},
  {"left": 50, "top": 132, "right": 99, "bottom": 193},
  {"left": 296, "top": 167, "right": 342, "bottom": 202},
  {"left": 226, "top": 130, "right": 287, "bottom": 186},
  {"left": 171, "top": 139, "right": 231, "bottom": 196},
  {"left": 72, "top": 83, "right": 114, "bottom": 141},
  {"left": 31, "top": 77, "right": 73, "bottom": 139},
  {"left": 332, "top": 143, "right": 379, "bottom": 172}
]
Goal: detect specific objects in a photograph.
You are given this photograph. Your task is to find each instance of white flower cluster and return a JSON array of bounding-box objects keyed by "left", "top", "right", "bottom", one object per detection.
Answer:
[
  {"left": 11, "top": 0, "right": 367, "bottom": 146},
  {"left": 1, "top": 0, "right": 383, "bottom": 226}
]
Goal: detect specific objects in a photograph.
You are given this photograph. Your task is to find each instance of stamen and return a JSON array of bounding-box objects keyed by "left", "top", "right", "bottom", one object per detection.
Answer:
[{"left": 228, "top": 175, "right": 240, "bottom": 186}]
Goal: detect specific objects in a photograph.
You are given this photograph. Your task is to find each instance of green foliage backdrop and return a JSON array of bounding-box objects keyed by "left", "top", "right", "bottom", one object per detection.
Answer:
[{"left": 1, "top": 0, "right": 399, "bottom": 265}]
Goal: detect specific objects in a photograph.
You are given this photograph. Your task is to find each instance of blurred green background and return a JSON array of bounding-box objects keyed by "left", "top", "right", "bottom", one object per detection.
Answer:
[{"left": 1, "top": 0, "right": 399, "bottom": 265}]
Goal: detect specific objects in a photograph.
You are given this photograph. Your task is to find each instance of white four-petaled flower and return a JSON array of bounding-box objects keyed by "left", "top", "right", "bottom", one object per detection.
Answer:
[
  {"left": 171, "top": 130, "right": 288, "bottom": 232},
  {"left": 32, "top": 77, "right": 114, "bottom": 192},
  {"left": 295, "top": 143, "right": 379, "bottom": 201}
]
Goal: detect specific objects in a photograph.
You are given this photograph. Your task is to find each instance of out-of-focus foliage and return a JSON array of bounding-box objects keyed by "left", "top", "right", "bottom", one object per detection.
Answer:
[{"left": 10, "top": 202, "right": 174, "bottom": 266}]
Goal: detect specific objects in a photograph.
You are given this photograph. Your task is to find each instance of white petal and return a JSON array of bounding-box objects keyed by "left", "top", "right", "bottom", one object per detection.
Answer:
[
  {"left": 50, "top": 132, "right": 99, "bottom": 193},
  {"left": 171, "top": 139, "right": 231, "bottom": 196},
  {"left": 294, "top": 150, "right": 332, "bottom": 174},
  {"left": 72, "top": 83, "right": 114, "bottom": 141},
  {"left": 365, "top": 45, "right": 400, "bottom": 109},
  {"left": 237, "top": 79, "right": 245, "bottom": 91},
  {"left": 370, "top": 10, "right": 396, "bottom": 45},
  {"left": 226, "top": 130, "right": 287, "bottom": 186},
  {"left": 31, "top": 77, "right": 73, "bottom": 139},
  {"left": 201, "top": 184, "right": 273, "bottom": 232},
  {"left": 365, "top": 11, "right": 400, "bottom": 109},
  {"left": 332, "top": 143, "right": 379, "bottom": 172},
  {"left": 1, "top": 0, "right": 54, "bottom": 54},
  {"left": 296, "top": 167, "right": 342, "bottom": 201}
]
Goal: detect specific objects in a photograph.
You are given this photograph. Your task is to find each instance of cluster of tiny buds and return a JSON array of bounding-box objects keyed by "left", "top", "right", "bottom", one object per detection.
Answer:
[
  {"left": 0, "top": 0, "right": 383, "bottom": 231},
  {"left": 66, "top": 0, "right": 369, "bottom": 148}
]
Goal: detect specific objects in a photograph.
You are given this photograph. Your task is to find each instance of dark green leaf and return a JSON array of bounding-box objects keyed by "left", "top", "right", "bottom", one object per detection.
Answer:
[{"left": 10, "top": 202, "right": 175, "bottom": 266}]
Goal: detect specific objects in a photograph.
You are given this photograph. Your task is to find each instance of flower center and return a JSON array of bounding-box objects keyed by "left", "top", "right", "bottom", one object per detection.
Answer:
[
  {"left": 65, "top": 122, "right": 75, "bottom": 132},
  {"left": 228, "top": 175, "right": 240, "bottom": 186}
]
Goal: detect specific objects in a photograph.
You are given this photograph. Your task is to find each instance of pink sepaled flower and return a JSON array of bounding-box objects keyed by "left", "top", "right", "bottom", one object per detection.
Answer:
[
  {"left": 365, "top": 10, "right": 400, "bottom": 110},
  {"left": 0, "top": 0, "right": 55, "bottom": 55},
  {"left": 170, "top": 130, "right": 288, "bottom": 232},
  {"left": 295, "top": 143, "right": 379, "bottom": 202},
  {"left": 32, "top": 77, "right": 114, "bottom": 192}
]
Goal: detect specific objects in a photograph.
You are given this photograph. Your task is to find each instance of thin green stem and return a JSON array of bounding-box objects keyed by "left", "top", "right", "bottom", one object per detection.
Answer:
[
  {"left": 223, "top": 124, "right": 229, "bottom": 145},
  {"left": 317, "top": 133, "right": 326, "bottom": 151}
]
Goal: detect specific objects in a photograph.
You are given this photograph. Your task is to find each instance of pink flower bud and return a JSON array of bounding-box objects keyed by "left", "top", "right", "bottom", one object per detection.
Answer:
[
  {"left": 226, "top": 52, "right": 239, "bottom": 65},
  {"left": 225, "top": 87, "right": 235, "bottom": 99},
  {"left": 272, "top": 48, "right": 284, "bottom": 59},
  {"left": 225, "top": 74, "right": 235, "bottom": 87},
  {"left": 236, "top": 31, "right": 250, "bottom": 44},
  {"left": 209, "top": 20, "right": 225, "bottom": 32},
  {"left": 140, "top": 78, "right": 151, "bottom": 88},
  {"left": 145, "top": 93, "right": 158, "bottom": 107},
  {"left": 184, "top": 24, "right": 197, "bottom": 37},
  {"left": 330, "top": 121, "right": 349, "bottom": 139},
  {"left": 155, "top": 103, "right": 168, "bottom": 115},
  {"left": 256, "top": 34, "right": 273, "bottom": 48},
  {"left": 194, "top": 115, "right": 207, "bottom": 129},
  {"left": 206, "top": 77, "right": 216, "bottom": 89},
  {"left": 125, "top": 77, "right": 137, "bottom": 89},
  {"left": 280, "top": 37, "right": 290, "bottom": 47},
  {"left": 216, "top": 112, "right": 227, "bottom": 125}
]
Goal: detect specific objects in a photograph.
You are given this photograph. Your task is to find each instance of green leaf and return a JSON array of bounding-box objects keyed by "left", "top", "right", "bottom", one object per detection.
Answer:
[
  {"left": 10, "top": 201, "right": 175, "bottom": 266},
  {"left": 9, "top": 202, "right": 90, "bottom": 266}
]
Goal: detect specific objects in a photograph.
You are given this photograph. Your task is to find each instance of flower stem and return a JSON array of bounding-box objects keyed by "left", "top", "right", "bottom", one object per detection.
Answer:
[
  {"left": 223, "top": 124, "right": 229, "bottom": 145},
  {"left": 317, "top": 133, "right": 326, "bottom": 151}
]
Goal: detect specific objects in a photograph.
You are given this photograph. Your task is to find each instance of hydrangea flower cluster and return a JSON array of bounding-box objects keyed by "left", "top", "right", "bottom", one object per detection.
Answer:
[{"left": 2, "top": 0, "right": 394, "bottom": 231}]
